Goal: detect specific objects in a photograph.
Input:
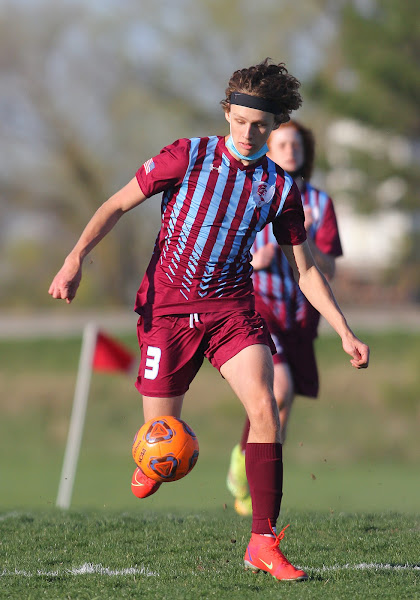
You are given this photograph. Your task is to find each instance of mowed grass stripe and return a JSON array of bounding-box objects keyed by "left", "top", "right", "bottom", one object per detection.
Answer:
[{"left": 1, "top": 331, "right": 419, "bottom": 513}]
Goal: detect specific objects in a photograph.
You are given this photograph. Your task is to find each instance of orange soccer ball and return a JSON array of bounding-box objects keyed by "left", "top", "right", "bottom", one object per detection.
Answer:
[{"left": 132, "top": 416, "right": 199, "bottom": 482}]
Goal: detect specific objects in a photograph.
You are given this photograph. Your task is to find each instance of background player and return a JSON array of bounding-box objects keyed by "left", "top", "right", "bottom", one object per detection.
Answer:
[
  {"left": 227, "top": 119, "right": 344, "bottom": 515},
  {"left": 49, "top": 59, "right": 368, "bottom": 582}
]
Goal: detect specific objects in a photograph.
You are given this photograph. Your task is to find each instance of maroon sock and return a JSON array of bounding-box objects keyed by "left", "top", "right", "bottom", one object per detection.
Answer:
[
  {"left": 240, "top": 418, "right": 250, "bottom": 452},
  {"left": 245, "top": 442, "right": 283, "bottom": 534}
]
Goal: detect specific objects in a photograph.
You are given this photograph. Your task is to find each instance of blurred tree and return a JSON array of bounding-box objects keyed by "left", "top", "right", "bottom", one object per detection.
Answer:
[
  {"left": 0, "top": 3, "right": 224, "bottom": 307},
  {"left": 305, "top": 0, "right": 420, "bottom": 209},
  {"left": 304, "top": 0, "right": 420, "bottom": 302},
  {"left": 0, "top": 0, "right": 335, "bottom": 308},
  {"left": 3, "top": 0, "right": 417, "bottom": 307},
  {"left": 308, "top": 1, "right": 420, "bottom": 135}
]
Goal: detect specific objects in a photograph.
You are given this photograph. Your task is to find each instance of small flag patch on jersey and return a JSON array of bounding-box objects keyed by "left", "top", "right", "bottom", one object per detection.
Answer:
[{"left": 143, "top": 158, "right": 155, "bottom": 174}]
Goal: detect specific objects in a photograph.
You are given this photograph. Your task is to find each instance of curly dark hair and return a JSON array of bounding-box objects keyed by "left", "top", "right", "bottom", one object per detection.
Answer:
[
  {"left": 277, "top": 119, "right": 315, "bottom": 180},
  {"left": 220, "top": 58, "right": 302, "bottom": 127}
]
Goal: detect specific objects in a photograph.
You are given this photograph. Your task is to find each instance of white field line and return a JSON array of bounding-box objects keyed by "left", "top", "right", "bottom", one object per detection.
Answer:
[
  {"left": 307, "top": 563, "right": 420, "bottom": 573},
  {"left": 1, "top": 563, "right": 419, "bottom": 578},
  {"left": 0, "top": 563, "right": 158, "bottom": 577},
  {"left": 0, "top": 511, "right": 21, "bottom": 521}
]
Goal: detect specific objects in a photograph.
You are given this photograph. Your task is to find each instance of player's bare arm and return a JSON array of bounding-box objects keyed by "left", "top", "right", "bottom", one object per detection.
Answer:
[
  {"left": 305, "top": 236, "right": 336, "bottom": 280},
  {"left": 303, "top": 207, "right": 336, "bottom": 279},
  {"left": 49, "top": 177, "right": 147, "bottom": 304},
  {"left": 281, "top": 241, "right": 370, "bottom": 369}
]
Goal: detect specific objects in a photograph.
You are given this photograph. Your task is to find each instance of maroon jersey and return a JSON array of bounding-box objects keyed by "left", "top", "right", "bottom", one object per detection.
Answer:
[
  {"left": 134, "top": 136, "right": 306, "bottom": 317},
  {"left": 253, "top": 182, "right": 343, "bottom": 337}
]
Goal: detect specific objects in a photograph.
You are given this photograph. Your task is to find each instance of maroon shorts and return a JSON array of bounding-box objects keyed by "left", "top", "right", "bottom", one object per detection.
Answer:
[
  {"left": 255, "top": 300, "right": 319, "bottom": 398},
  {"left": 135, "top": 310, "right": 275, "bottom": 398}
]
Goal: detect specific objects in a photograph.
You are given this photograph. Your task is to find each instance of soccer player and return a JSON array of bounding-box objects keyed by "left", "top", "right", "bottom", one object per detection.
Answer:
[
  {"left": 227, "top": 119, "right": 344, "bottom": 516},
  {"left": 49, "top": 59, "right": 369, "bottom": 582}
]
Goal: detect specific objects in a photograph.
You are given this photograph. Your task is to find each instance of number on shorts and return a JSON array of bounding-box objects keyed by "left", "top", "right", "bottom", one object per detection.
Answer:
[{"left": 144, "top": 346, "right": 162, "bottom": 380}]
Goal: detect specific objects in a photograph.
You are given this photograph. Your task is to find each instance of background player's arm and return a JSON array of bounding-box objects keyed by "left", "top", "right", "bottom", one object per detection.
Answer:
[
  {"left": 49, "top": 177, "right": 147, "bottom": 304},
  {"left": 281, "top": 241, "right": 369, "bottom": 369},
  {"left": 251, "top": 243, "right": 277, "bottom": 271}
]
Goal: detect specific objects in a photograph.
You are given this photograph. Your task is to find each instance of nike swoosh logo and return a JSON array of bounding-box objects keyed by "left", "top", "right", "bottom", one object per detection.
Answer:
[
  {"left": 260, "top": 559, "right": 273, "bottom": 570},
  {"left": 133, "top": 473, "right": 145, "bottom": 486}
]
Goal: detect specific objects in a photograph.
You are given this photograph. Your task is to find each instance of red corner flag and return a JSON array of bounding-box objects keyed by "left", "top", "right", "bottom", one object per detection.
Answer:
[
  {"left": 92, "top": 331, "right": 136, "bottom": 373},
  {"left": 57, "top": 324, "right": 137, "bottom": 509}
]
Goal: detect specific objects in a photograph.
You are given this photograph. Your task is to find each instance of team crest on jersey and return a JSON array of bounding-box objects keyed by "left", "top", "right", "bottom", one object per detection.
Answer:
[{"left": 251, "top": 181, "right": 275, "bottom": 207}]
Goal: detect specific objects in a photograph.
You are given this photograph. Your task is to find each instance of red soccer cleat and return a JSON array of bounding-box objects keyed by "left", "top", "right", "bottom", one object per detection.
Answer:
[
  {"left": 244, "top": 524, "right": 308, "bottom": 581},
  {"left": 131, "top": 467, "right": 161, "bottom": 499}
]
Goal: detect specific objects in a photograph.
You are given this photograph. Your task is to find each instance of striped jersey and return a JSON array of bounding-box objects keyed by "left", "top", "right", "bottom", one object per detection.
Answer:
[
  {"left": 134, "top": 136, "right": 306, "bottom": 317},
  {"left": 253, "top": 182, "right": 343, "bottom": 336}
]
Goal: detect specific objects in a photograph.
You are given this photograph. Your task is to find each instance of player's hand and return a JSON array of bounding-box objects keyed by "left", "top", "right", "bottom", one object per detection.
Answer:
[
  {"left": 48, "top": 257, "right": 82, "bottom": 304},
  {"left": 303, "top": 206, "right": 314, "bottom": 231},
  {"left": 342, "top": 334, "right": 370, "bottom": 369},
  {"left": 251, "top": 243, "right": 277, "bottom": 270}
]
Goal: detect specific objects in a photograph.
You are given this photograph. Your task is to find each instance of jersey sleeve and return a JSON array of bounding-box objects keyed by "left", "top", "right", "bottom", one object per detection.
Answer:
[
  {"left": 135, "top": 138, "right": 191, "bottom": 198},
  {"left": 272, "top": 180, "right": 307, "bottom": 246},
  {"left": 314, "top": 196, "right": 343, "bottom": 257}
]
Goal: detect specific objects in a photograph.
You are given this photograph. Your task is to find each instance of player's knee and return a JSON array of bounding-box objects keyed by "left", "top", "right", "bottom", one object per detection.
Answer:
[
  {"left": 247, "top": 393, "right": 278, "bottom": 430},
  {"left": 277, "top": 392, "right": 293, "bottom": 412}
]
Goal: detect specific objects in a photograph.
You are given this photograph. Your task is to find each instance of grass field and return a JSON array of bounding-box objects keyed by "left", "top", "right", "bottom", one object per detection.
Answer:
[
  {"left": 0, "top": 330, "right": 419, "bottom": 597},
  {"left": 0, "top": 510, "right": 418, "bottom": 599}
]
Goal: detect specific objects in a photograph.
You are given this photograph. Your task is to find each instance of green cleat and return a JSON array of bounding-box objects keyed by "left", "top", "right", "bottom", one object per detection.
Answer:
[
  {"left": 234, "top": 496, "right": 252, "bottom": 516},
  {"left": 226, "top": 444, "right": 249, "bottom": 500}
]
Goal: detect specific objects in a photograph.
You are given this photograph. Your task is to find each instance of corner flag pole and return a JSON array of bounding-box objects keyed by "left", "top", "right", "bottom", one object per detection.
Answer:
[{"left": 56, "top": 322, "right": 98, "bottom": 509}]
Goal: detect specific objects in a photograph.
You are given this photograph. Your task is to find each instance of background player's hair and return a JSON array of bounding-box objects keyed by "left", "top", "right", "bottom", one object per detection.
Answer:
[
  {"left": 277, "top": 119, "right": 315, "bottom": 181},
  {"left": 221, "top": 58, "right": 302, "bottom": 127}
]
